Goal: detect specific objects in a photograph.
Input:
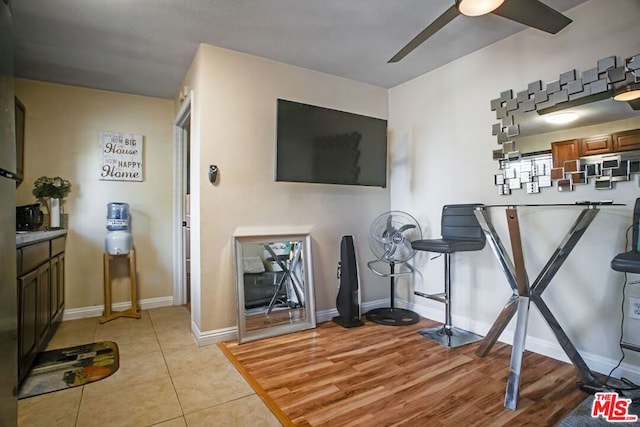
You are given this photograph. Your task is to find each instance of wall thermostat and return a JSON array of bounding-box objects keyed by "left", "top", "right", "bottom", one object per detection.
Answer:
[{"left": 209, "top": 165, "right": 218, "bottom": 184}]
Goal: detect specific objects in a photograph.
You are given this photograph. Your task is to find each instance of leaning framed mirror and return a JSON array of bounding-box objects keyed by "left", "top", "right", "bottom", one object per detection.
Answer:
[{"left": 233, "top": 229, "right": 316, "bottom": 343}]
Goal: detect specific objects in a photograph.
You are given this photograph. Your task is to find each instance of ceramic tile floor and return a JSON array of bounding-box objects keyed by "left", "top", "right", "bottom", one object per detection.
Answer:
[{"left": 17, "top": 306, "right": 281, "bottom": 427}]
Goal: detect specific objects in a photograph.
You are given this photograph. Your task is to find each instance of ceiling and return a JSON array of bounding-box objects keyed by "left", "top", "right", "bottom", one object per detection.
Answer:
[{"left": 11, "top": 0, "right": 589, "bottom": 100}]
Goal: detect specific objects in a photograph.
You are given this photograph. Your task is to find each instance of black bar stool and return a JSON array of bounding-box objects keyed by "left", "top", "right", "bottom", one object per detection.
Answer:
[
  {"left": 611, "top": 198, "right": 640, "bottom": 274},
  {"left": 412, "top": 204, "right": 486, "bottom": 348},
  {"left": 611, "top": 198, "right": 640, "bottom": 352}
]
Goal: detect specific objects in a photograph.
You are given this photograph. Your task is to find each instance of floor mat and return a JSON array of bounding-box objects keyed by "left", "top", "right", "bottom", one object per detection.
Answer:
[{"left": 18, "top": 341, "right": 119, "bottom": 399}]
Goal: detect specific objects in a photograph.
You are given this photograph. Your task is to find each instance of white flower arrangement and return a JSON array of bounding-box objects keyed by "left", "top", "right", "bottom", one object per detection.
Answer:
[{"left": 32, "top": 176, "right": 72, "bottom": 205}]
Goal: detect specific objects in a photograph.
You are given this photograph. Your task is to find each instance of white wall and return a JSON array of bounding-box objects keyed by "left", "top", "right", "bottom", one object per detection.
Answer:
[
  {"left": 179, "top": 44, "right": 390, "bottom": 334},
  {"left": 16, "top": 80, "right": 175, "bottom": 310},
  {"left": 389, "top": 0, "right": 640, "bottom": 379}
]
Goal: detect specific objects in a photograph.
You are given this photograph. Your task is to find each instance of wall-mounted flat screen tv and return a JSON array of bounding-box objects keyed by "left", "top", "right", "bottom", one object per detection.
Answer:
[{"left": 275, "top": 99, "right": 388, "bottom": 187}]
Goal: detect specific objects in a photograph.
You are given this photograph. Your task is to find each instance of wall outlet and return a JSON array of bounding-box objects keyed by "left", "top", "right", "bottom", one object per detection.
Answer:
[{"left": 629, "top": 297, "right": 640, "bottom": 320}]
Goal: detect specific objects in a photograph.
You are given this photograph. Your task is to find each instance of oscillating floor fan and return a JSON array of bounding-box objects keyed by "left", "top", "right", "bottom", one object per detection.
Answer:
[{"left": 366, "top": 211, "right": 422, "bottom": 326}]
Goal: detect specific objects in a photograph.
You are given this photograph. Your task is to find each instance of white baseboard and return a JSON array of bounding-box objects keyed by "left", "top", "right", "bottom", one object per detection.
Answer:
[
  {"left": 193, "top": 300, "right": 390, "bottom": 347},
  {"left": 61, "top": 295, "right": 236, "bottom": 346},
  {"left": 191, "top": 321, "right": 238, "bottom": 346},
  {"left": 316, "top": 298, "right": 389, "bottom": 323},
  {"left": 61, "top": 296, "right": 174, "bottom": 321},
  {"left": 315, "top": 308, "right": 337, "bottom": 323}
]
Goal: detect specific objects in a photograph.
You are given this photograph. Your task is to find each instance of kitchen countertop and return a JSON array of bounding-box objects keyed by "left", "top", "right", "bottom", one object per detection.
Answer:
[{"left": 16, "top": 229, "right": 68, "bottom": 248}]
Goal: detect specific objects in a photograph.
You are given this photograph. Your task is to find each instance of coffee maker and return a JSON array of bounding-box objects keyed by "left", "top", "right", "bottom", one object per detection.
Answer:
[{"left": 16, "top": 203, "right": 44, "bottom": 231}]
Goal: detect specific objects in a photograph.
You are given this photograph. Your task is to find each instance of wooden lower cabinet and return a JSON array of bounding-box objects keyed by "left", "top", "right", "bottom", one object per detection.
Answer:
[
  {"left": 50, "top": 253, "right": 65, "bottom": 324},
  {"left": 17, "top": 235, "right": 66, "bottom": 385},
  {"left": 18, "top": 267, "right": 39, "bottom": 384},
  {"left": 36, "top": 262, "right": 51, "bottom": 350}
]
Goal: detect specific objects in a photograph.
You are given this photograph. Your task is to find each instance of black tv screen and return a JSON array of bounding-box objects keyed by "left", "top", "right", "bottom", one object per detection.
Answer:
[{"left": 275, "top": 99, "right": 388, "bottom": 187}]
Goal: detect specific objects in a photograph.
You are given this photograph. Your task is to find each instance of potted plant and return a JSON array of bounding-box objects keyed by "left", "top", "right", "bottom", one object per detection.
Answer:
[{"left": 32, "top": 176, "right": 72, "bottom": 228}]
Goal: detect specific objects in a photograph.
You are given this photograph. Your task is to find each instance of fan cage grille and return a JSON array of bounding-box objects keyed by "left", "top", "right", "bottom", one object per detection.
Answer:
[{"left": 369, "top": 211, "right": 422, "bottom": 263}]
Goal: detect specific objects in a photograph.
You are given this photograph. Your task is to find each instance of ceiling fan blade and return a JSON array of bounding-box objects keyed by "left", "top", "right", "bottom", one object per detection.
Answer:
[
  {"left": 388, "top": 5, "right": 459, "bottom": 63},
  {"left": 628, "top": 98, "right": 640, "bottom": 111},
  {"left": 492, "top": 0, "right": 572, "bottom": 34}
]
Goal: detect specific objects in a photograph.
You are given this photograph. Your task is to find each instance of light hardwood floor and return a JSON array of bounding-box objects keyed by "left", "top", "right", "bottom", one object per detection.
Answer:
[{"left": 222, "top": 317, "right": 590, "bottom": 426}]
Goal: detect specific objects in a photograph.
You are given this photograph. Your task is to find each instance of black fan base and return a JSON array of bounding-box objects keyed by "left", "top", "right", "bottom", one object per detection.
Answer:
[
  {"left": 365, "top": 308, "right": 420, "bottom": 326},
  {"left": 332, "top": 315, "right": 364, "bottom": 328}
]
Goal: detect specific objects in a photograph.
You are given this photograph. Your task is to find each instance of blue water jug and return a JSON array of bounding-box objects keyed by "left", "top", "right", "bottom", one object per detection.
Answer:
[{"left": 106, "top": 202, "right": 130, "bottom": 231}]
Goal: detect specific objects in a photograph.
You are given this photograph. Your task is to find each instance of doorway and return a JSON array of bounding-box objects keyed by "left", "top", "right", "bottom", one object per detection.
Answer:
[{"left": 184, "top": 119, "right": 191, "bottom": 305}]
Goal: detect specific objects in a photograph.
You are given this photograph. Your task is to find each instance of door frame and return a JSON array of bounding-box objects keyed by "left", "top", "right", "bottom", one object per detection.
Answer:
[{"left": 172, "top": 93, "right": 191, "bottom": 305}]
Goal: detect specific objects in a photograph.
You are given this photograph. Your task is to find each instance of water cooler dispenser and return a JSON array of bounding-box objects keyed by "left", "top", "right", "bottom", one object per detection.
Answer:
[
  {"left": 105, "top": 202, "right": 132, "bottom": 255},
  {"left": 101, "top": 201, "right": 141, "bottom": 323}
]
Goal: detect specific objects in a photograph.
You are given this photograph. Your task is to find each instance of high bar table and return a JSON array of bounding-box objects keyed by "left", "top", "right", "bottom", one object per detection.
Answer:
[{"left": 473, "top": 203, "right": 623, "bottom": 410}]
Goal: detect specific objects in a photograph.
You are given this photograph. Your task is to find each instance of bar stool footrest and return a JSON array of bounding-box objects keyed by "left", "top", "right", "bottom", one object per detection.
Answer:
[
  {"left": 621, "top": 341, "right": 640, "bottom": 352},
  {"left": 414, "top": 291, "right": 447, "bottom": 304},
  {"left": 418, "top": 325, "right": 483, "bottom": 348}
]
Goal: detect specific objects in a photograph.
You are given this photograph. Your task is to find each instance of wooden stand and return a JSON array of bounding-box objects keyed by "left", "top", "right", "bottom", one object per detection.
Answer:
[{"left": 100, "top": 249, "right": 141, "bottom": 324}]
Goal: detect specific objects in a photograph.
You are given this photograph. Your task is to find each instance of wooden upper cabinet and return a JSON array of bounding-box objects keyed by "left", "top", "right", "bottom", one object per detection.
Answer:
[
  {"left": 551, "top": 139, "right": 580, "bottom": 168},
  {"left": 579, "top": 134, "right": 613, "bottom": 157},
  {"left": 613, "top": 129, "right": 640, "bottom": 152}
]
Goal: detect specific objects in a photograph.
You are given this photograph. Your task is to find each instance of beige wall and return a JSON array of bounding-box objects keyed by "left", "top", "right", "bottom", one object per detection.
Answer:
[
  {"left": 388, "top": 0, "right": 640, "bottom": 378},
  {"left": 180, "top": 44, "right": 390, "bottom": 333},
  {"left": 16, "top": 80, "right": 175, "bottom": 309}
]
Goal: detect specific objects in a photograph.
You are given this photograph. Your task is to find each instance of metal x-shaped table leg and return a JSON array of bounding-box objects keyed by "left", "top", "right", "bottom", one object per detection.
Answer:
[{"left": 474, "top": 206, "right": 599, "bottom": 410}]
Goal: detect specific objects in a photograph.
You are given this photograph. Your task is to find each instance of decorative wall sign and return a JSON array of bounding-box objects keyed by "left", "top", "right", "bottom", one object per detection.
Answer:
[{"left": 99, "top": 131, "right": 144, "bottom": 181}]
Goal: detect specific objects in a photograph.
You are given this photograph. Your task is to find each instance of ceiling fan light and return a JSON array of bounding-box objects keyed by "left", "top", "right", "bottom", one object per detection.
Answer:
[
  {"left": 612, "top": 83, "right": 640, "bottom": 102},
  {"left": 457, "top": 0, "right": 506, "bottom": 16}
]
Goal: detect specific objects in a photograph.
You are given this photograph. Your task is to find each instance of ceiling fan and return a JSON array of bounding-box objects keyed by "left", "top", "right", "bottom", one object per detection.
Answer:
[{"left": 389, "top": 0, "right": 572, "bottom": 63}]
